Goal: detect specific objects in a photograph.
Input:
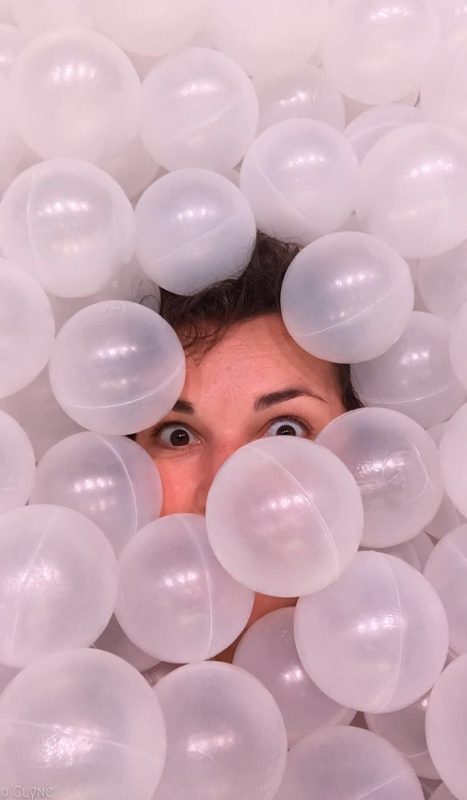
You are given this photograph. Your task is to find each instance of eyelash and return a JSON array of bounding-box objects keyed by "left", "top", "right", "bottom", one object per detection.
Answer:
[{"left": 150, "top": 415, "right": 314, "bottom": 449}]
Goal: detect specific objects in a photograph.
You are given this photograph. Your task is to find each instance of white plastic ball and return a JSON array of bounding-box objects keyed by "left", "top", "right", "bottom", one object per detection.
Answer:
[
  {"left": 322, "top": 0, "right": 439, "bottom": 105},
  {"left": 0, "top": 504, "right": 118, "bottom": 668},
  {"left": 0, "top": 1, "right": 12, "bottom": 23},
  {"left": 295, "top": 551, "right": 449, "bottom": 713},
  {"left": 93, "top": 0, "right": 208, "bottom": 58},
  {"left": 210, "top": 0, "right": 329, "bottom": 78},
  {"left": 116, "top": 514, "right": 254, "bottom": 663},
  {"left": 316, "top": 407, "right": 443, "bottom": 548},
  {"left": 99, "top": 136, "right": 160, "bottom": 200},
  {"left": 0, "top": 259, "right": 55, "bottom": 399},
  {"left": 366, "top": 693, "right": 439, "bottom": 779},
  {"left": 48, "top": 300, "right": 186, "bottom": 435},
  {"left": 10, "top": 28, "right": 142, "bottom": 163},
  {"left": 418, "top": 242, "right": 467, "bottom": 321},
  {"left": 0, "top": 23, "right": 24, "bottom": 78},
  {"left": 0, "top": 648, "right": 167, "bottom": 799},
  {"left": 439, "top": 404, "right": 467, "bottom": 519},
  {"left": 0, "top": 409, "right": 35, "bottom": 513},
  {"left": 449, "top": 303, "right": 467, "bottom": 390},
  {"left": 351, "top": 311, "right": 466, "bottom": 429},
  {"left": 11, "top": 0, "right": 94, "bottom": 32},
  {"left": 206, "top": 436, "right": 363, "bottom": 597},
  {"left": 274, "top": 726, "right": 424, "bottom": 800},
  {"left": 280, "top": 232, "right": 414, "bottom": 363},
  {"left": 421, "top": 34, "right": 467, "bottom": 138},
  {"left": 135, "top": 169, "right": 256, "bottom": 295},
  {"left": 30, "top": 431, "right": 162, "bottom": 556},
  {"left": 0, "top": 78, "right": 26, "bottom": 191},
  {"left": 382, "top": 532, "right": 435, "bottom": 572},
  {"left": 430, "top": 786, "right": 456, "bottom": 800},
  {"left": 428, "top": 0, "right": 467, "bottom": 35},
  {"left": 153, "top": 661, "right": 287, "bottom": 800},
  {"left": 424, "top": 526, "right": 467, "bottom": 656},
  {"left": 345, "top": 104, "right": 422, "bottom": 162},
  {"left": 94, "top": 614, "right": 159, "bottom": 673},
  {"left": 0, "top": 158, "right": 135, "bottom": 298},
  {"left": 240, "top": 118, "right": 358, "bottom": 246},
  {"left": 254, "top": 64, "right": 345, "bottom": 133},
  {"left": 357, "top": 123, "right": 467, "bottom": 259},
  {"left": 141, "top": 47, "right": 258, "bottom": 173},
  {"left": 426, "top": 655, "right": 467, "bottom": 800},
  {"left": 233, "top": 607, "right": 355, "bottom": 748},
  {"left": 425, "top": 423, "right": 466, "bottom": 540}
]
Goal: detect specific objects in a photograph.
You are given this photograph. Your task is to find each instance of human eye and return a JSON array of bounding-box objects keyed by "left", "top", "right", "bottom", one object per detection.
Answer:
[
  {"left": 150, "top": 421, "right": 200, "bottom": 450},
  {"left": 264, "top": 415, "right": 313, "bottom": 438}
]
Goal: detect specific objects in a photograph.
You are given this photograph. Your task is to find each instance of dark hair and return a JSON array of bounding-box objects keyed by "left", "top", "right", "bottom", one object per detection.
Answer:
[{"left": 134, "top": 232, "right": 363, "bottom": 415}]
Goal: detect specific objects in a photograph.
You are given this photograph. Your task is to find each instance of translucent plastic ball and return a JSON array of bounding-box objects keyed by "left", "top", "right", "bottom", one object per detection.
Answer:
[
  {"left": 0, "top": 23, "right": 24, "bottom": 79},
  {"left": 100, "top": 136, "right": 160, "bottom": 201},
  {"left": 0, "top": 504, "right": 118, "bottom": 668},
  {"left": 450, "top": 303, "right": 467, "bottom": 391},
  {"left": 356, "top": 123, "right": 467, "bottom": 259},
  {"left": 418, "top": 241, "right": 467, "bottom": 321},
  {"left": 254, "top": 64, "right": 346, "bottom": 133},
  {"left": 240, "top": 118, "right": 359, "bottom": 246},
  {"left": 210, "top": 0, "right": 329, "bottom": 78},
  {"left": 0, "top": 158, "right": 136, "bottom": 298},
  {"left": 322, "top": 0, "right": 439, "bottom": 105},
  {"left": 421, "top": 34, "right": 467, "bottom": 138},
  {"left": 351, "top": 311, "right": 467, "bottom": 429},
  {"left": 116, "top": 514, "right": 254, "bottom": 663},
  {"left": 205, "top": 436, "right": 364, "bottom": 597},
  {"left": 425, "top": 423, "right": 466, "bottom": 540},
  {"left": 0, "top": 78, "right": 26, "bottom": 190},
  {"left": 439, "top": 404, "right": 467, "bottom": 518},
  {"left": 233, "top": 607, "right": 355, "bottom": 748},
  {"left": 274, "top": 726, "right": 424, "bottom": 800},
  {"left": 424, "top": 526, "right": 467, "bottom": 656},
  {"left": 430, "top": 787, "right": 456, "bottom": 800},
  {"left": 295, "top": 551, "right": 449, "bottom": 713},
  {"left": 344, "top": 104, "right": 422, "bottom": 162},
  {"left": 0, "top": 648, "right": 167, "bottom": 800},
  {"left": 280, "top": 232, "right": 414, "bottom": 364},
  {"left": 0, "top": 409, "right": 35, "bottom": 513},
  {"left": 30, "top": 431, "right": 163, "bottom": 556},
  {"left": 10, "top": 29, "right": 142, "bottom": 163},
  {"left": 93, "top": 0, "right": 208, "bottom": 58},
  {"left": 381, "top": 532, "right": 434, "bottom": 572},
  {"left": 141, "top": 47, "right": 258, "bottom": 173},
  {"left": 0, "top": 259, "right": 55, "bottom": 399},
  {"left": 316, "top": 407, "right": 443, "bottom": 548},
  {"left": 426, "top": 655, "right": 467, "bottom": 800},
  {"left": 11, "top": 0, "right": 95, "bottom": 33},
  {"left": 94, "top": 614, "right": 159, "bottom": 673},
  {"left": 48, "top": 300, "right": 186, "bottom": 435},
  {"left": 153, "top": 661, "right": 287, "bottom": 800},
  {"left": 366, "top": 693, "right": 439, "bottom": 779},
  {"left": 135, "top": 169, "right": 256, "bottom": 295},
  {"left": 429, "top": 0, "right": 467, "bottom": 36},
  {"left": 0, "top": 1, "right": 12, "bottom": 23}
]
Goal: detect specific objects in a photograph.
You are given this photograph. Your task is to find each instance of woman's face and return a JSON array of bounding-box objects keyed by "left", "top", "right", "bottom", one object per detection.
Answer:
[{"left": 136, "top": 312, "right": 347, "bottom": 656}]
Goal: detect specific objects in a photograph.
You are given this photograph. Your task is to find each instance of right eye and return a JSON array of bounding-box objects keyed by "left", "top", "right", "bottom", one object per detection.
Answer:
[{"left": 151, "top": 422, "right": 200, "bottom": 450}]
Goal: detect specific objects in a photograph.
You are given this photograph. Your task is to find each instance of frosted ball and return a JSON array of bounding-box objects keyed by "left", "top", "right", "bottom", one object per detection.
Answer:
[
  {"left": 425, "top": 424, "right": 466, "bottom": 540},
  {"left": 421, "top": 35, "right": 467, "bottom": 138},
  {"left": 418, "top": 242, "right": 467, "bottom": 320},
  {"left": 366, "top": 693, "right": 439, "bottom": 779},
  {"left": 210, "top": 0, "right": 329, "bottom": 78},
  {"left": 141, "top": 47, "right": 258, "bottom": 172},
  {"left": 381, "top": 532, "right": 435, "bottom": 572},
  {"left": 135, "top": 169, "right": 256, "bottom": 295},
  {"left": 450, "top": 303, "right": 467, "bottom": 390},
  {"left": 0, "top": 648, "right": 167, "bottom": 799},
  {"left": 10, "top": 29, "right": 142, "bottom": 163},
  {"left": 93, "top": 0, "right": 208, "bottom": 58},
  {"left": 0, "top": 504, "right": 118, "bottom": 668},
  {"left": 316, "top": 407, "right": 443, "bottom": 548},
  {"left": 94, "top": 614, "right": 159, "bottom": 673},
  {"left": 280, "top": 232, "right": 414, "bottom": 363},
  {"left": 0, "top": 23, "right": 24, "bottom": 78},
  {"left": 153, "top": 661, "right": 287, "bottom": 800},
  {"left": 233, "top": 607, "right": 355, "bottom": 748},
  {"left": 0, "top": 409, "right": 35, "bottom": 512},
  {"left": 30, "top": 431, "right": 162, "bottom": 556},
  {"left": 428, "top": 0, "right": 467, "bottom": 35},
  {"left": 240, "top": 118, "right": 358, "bottom": 246},
  {"left": 357, "top": 123, "right": 467, "bottom": 259},
  {"left": 424, "top": 526, "right": 467, "bottom": 656},
  {"left": 322, "top": 0, "right": 439, "bottom": 105},
  {"left": 430, "top": 786, "right": 456, "bottom": 800},
  {"left": 100, "top": 136, "right": 160, "bottom": 200},
  {"left": 116, "top": 514, "right": 254, "bottom": 663},
  {"left": 0, "top": 158, "right": 135, "bottom": 298},
  {"left": 345, "top": 104, "right": 422, "bottom": 162},
  {"left": 0, "top": 1, "right": 12, "bottom": 23},
  {"left": 48, "top": 300, "right": 186, "bottom": 435},
  {"left": 0, "top": 259, "right": 55, "bottom": 399},
  {"left": 206, "top": 436, "right": 363, "bottom": 597},
  {"left": 274, "top": 726, "right": 424, "bottom": 800},
  {"left": 0, "top": 79, "right": 26, "bottom": 190},
  {"left": 295, "top": 551, "right": 449, "bottom": 713},
  {"left": 11, "top": 0, "right": 94, "bottom": 32},
  {"left": 0, "top": 664, "right": 17, "bottom": 694},
  {"left": 438, "top": 404, "right": 467, "bottom": 519},
  {"left": 426, "top": 655, "right": 467, "bottom": 800},
  {"left": 254, "top": 64, "right": 345, "bottom": 133},
  {"left": 351, "top": 312, "right": 466, "bottom": 429}
]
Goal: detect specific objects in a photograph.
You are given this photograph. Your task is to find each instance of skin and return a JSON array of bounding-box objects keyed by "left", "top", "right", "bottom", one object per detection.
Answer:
[{"left": 136, "top": 312, "right": 346, "bottom": 662}]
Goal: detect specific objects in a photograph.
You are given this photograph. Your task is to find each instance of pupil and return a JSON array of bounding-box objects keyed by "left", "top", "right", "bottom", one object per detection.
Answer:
[
  {"left": 171, "top": 429, "right": 189, "bottom": 446},
  {"left": 278, "top": 424, "right": 296, "bottom": 436}
]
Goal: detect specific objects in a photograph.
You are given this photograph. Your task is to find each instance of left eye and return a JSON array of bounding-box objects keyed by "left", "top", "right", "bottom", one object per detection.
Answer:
[{"left": 265, "top": 418, "right": 309, "bottom": 438}]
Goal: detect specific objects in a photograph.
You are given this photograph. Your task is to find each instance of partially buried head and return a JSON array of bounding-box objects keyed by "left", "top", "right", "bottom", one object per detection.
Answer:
[{"left": 131, "top": 234, "right": 363, "bottom": 653}]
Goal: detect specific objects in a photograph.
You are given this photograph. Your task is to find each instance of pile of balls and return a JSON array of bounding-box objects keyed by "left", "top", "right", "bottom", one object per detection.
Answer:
[{"left": 1, "top": 1, "right": 467, "bottom": 798}]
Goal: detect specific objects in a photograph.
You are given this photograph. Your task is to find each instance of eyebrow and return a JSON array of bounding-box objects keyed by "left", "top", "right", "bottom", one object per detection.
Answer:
[{"left": 171, "top": 387, "right": 326, "bottom": 414}]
